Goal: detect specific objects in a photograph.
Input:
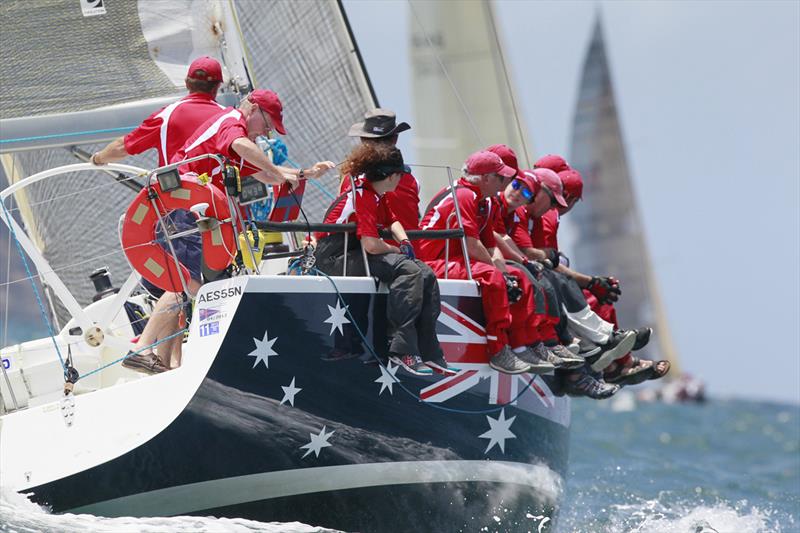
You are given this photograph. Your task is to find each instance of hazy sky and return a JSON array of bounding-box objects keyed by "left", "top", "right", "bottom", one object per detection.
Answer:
[{"left": 343, "top": 0, "right": 800, "bottom": 404}]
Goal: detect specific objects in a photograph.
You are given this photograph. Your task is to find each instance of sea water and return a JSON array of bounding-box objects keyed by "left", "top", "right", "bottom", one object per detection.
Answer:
[{"left": 1, "top": 396, "right": 797, "bottom": 532}]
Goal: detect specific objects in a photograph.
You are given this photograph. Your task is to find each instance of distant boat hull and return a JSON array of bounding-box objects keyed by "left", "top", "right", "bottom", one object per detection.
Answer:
[{"left": 9, "top": 277, "right": 570, "bottom": 532}]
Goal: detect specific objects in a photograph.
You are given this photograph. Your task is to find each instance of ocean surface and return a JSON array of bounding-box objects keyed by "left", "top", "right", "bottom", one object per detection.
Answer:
[{"left": 1, "top": 394, "right": 797, "bottom": 532}]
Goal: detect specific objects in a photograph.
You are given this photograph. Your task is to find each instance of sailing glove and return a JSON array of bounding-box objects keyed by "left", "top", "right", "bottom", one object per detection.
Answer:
[
  {"left": 588, "top": 276, "right": 621, "bottom": 304},
  {"left": 541, "top": 248, "right": 560, "bottom": 268},
  {"left": 399, "top": 239, "right": 415, "bottom": 260},
  {"left": 502, "top": 272, "right": 523, "bottom": 303}
]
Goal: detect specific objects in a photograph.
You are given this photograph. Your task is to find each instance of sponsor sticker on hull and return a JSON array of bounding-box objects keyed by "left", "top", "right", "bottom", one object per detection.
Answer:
[{"left": 199, "top": 322, "right": 220, "bottom": 337}]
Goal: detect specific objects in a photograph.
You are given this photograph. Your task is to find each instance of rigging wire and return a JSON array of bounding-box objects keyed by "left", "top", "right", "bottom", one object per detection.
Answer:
[
  {"left": 407, "top": 0, "right": 484, "bottom": 147},
  {"left": 0, "top": 200, "right": 67, "bottom": 376},
  {"left": 484, "top": 1, "right": 532, "bottom": 168}
]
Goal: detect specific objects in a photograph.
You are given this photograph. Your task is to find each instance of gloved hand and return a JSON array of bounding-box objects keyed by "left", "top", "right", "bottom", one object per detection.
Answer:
[
  {"left": 399, "top": 239, "right": 415, "bottom": 260},
  {"left": 541, "top": 248, "right": 560, "bottom": 268},
  {"left": 502, "top": 272, "right": 523, "bottom": 303},
  {"left": 524, "top": 260, "right": 545, "bottom": 279},
  {"left": 588, "top": 276, "right": 622, "bottom": 304}
]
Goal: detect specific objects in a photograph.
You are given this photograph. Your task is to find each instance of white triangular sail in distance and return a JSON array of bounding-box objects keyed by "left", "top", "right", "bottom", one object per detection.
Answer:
[
  {"left": 408, "top": 0, "right": 531, "bottom": 205},
  {"left": 568, "top": 18, "right": 680, "bottom": 373}
]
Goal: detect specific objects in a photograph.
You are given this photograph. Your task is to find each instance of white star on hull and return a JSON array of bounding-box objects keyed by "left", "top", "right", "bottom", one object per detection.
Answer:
[
  {"left": 280, "top": 377, "right": 302, "bottom": 406},
  {"left": 479, "top": 408, "right": 517, "bottom": 454},
  {"left": 301, "top": 425, "right": 335, "bottom": 458},
  {"left": 375, "top": 363, "right": 400, "bottom": 395},
  {"left": 324, "top": 300, "right": 351, "bottom": 336},
  {"left": 247, "top": 330, "right": 278, "bottom": 369}
]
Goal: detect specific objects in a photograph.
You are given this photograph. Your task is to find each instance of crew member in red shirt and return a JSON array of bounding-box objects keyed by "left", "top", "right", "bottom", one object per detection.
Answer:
[
  {"left": 91, "top": 57, "right": 227, "bottom": 374},
  {"left": 490, "top": 171, "right": 584, "bottom": 370},
  {"left": 418, "top": 151, "right": 554, "bottom": 375},
  {"left": 315, "top": 143, "right": 448, "bottom": 374},
  {"left": 173, "top": 89, "right": 334, "bottom": 187}
]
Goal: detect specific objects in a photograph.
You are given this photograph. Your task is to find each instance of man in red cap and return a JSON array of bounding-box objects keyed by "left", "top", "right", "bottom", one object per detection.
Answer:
[
  {"left": 92, "top": 56, "right": 226, "bottom": 167},
  {"left": 173, "top": 89, "right": 334, "bottom": 187},
  {"left": 90, "top": 56, "right": 229, "bottom": 374},
  {"left": 418, "top": 151, "right": 554, "bottom": 375},
  {"left": 489, "top": 170, "right": 584, "bottom": 370}
]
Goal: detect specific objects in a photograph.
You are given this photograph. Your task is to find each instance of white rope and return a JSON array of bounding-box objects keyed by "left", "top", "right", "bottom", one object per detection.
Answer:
[{"left": 407, "top": 0, "right": 484, "bottom": 146}]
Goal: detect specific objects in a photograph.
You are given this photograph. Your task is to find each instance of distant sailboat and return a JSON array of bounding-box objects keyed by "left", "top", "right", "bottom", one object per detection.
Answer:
[{"left": 568, "top": 17, "right": 680, "bottom": 374}]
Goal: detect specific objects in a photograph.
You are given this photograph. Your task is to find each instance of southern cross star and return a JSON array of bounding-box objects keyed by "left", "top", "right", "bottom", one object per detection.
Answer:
[
  {"left": 247, "top": 330, "right": 278, "bottom": 369},
  {"left": 280, "top": 377, "right": 302, "bottom": 406},
  {"left": 323, "top": 300, "right": 351, "bottom": 336},
  {"left": 300, "top": 425, "right": 335, "bottom": 458},
  {"left": 479, "top": 408, "right": 517, "bottom": 454},
  {"left": 375, "top": 363, "right": 399, "bottom": 396}
]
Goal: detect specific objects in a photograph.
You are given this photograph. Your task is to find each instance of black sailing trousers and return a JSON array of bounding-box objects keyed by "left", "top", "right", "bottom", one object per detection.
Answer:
[{"left": 315, "top": 235, "right": 444, "bottom": 361}]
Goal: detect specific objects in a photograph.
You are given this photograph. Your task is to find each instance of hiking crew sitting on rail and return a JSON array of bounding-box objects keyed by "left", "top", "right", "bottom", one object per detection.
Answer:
[
  {"left": 92, "top": 56, "right": 227, "bottom": 374},
  {"left": 532, "top": 155, "right": 670, "bottom": 387},
  {"left": 417, "top": 150, "right": 557, "bottom": 376},
  {"left": 314, "top": 143, "right": 450, "bottom": 375}
]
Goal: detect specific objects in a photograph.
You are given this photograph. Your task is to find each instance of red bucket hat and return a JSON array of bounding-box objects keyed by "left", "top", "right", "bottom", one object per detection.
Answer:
[
  {"left": 187, "top": 56, "right": 222, "bottom": 82},
  {"left": 250, "top": 89, "right": 287, "bottom": 135},
  {"left": 534, "top": 154, "right": 570, "bottom": 173},
  {"left": 465, "top": 150, "right": 516, "bottom": 178}
]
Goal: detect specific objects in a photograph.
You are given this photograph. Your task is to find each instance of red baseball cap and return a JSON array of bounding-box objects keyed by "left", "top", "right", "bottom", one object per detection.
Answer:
[
  {"left": 533, "top": 168, "right": 568, "bottom": 208},
  {"left": 558, "top": 169, "right": 583, "bottom": 200},
  {"left": 250, "top": 89, "right": 287, "bottom": 135},
  {"left": 486, "top": 144, "right": 519, "bottom": 176},
  {"left": 534, "top": 154, "right": 570, "bottom": 173},
  {"left": 465, "top": 150, "right": 516, "bottom": 178},
  {"left": 187, "top": 56, "right": 222, "bottom": 82}
]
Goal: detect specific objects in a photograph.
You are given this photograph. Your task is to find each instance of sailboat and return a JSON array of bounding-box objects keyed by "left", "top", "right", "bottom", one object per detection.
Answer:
[{"left": 0, "top": 1, "right": 569, "bottom": 531}]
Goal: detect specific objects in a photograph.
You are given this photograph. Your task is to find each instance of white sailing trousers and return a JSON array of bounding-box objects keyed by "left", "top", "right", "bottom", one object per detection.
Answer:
[{"left": 564, "top": 304, "right": 614, "bottom": 345}]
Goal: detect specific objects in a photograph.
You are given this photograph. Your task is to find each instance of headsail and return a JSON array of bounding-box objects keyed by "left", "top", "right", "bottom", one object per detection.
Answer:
[
  {"left": 568, "top": 18, "right": 680, "bottom": 373},
  {"left": 408, "top": 0, "right": 531, "bottom": 204}
]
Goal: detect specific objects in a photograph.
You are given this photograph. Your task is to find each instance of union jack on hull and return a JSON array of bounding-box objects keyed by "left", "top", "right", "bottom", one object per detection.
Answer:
[{"left": 423, "top": 301, "right": 555, "bottom": 407}]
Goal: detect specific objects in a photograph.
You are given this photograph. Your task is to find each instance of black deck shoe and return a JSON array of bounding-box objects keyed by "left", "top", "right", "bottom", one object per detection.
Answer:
[{"left": 632, "top": 327, "right": 653, "bottom": 351}]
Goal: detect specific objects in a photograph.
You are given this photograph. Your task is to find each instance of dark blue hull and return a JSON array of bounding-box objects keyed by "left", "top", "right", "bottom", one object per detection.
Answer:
[{"left": 25, "top": 281, "right": 570, "bottom": 532}]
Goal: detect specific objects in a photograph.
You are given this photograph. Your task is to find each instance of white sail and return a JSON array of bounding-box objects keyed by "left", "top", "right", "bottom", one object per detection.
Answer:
[
  {"left": 568, "top": 18, "right": 679, "bottom": 372},
  {"left": 0, "top": 0, "right": 377, "bottom": 325},
  {"left": 408, "top": 0, "right": 531, "bottom": 205}
]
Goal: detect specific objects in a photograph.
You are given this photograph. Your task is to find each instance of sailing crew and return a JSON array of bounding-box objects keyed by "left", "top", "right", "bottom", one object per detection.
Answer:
[
  {"left": 314, "top": 142, "right": 449, "bottom": 374},
  {"left": 533, "top": 156, "right": 670, "bottom": 386},
  {"left": 417, "top": 150, "right": 555, "bottom": 375},
  {"left": 91, "top": 56, "right": 227, "bottom": 374},
  {"left": 488, "top": 169, "right": 585, "bottom": 371}
]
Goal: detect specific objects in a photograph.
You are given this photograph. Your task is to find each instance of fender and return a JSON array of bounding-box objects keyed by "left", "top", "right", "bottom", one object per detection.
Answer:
[{"left": 121, "top": 176, "right": 236, "bottom": 291}]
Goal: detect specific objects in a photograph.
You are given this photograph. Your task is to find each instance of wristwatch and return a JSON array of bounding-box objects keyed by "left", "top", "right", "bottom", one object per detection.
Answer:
[{"left": 298, "top": 169, "right": 305, "bottom": 180}]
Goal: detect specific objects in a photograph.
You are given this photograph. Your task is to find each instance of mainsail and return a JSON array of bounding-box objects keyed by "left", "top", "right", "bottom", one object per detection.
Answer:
[
  {"left": 408, "top": 0, "right": 531, "bottom": 204},
  {"left": 568, "top": 18, "right": 679, "bottom": 372},
  {"left": 0, "top": 0, "right": 376, "bottom": 326}
]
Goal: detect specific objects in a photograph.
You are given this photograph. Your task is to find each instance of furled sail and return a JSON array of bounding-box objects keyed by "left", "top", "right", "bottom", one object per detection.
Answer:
[
  {"left": 408, "top": 0, "right": 531, "bottom": 204},
  {"left": 568, "top": 18, "right": 680, "bottom": 372},
  {"left": 0, "top": 0, "right": 376, "bottom": 326}
]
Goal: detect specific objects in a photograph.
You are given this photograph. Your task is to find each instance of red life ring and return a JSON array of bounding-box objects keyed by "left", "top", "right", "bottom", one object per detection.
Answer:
[{"left": 121, "top": 176, "right": 236, "bottom": 292}]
